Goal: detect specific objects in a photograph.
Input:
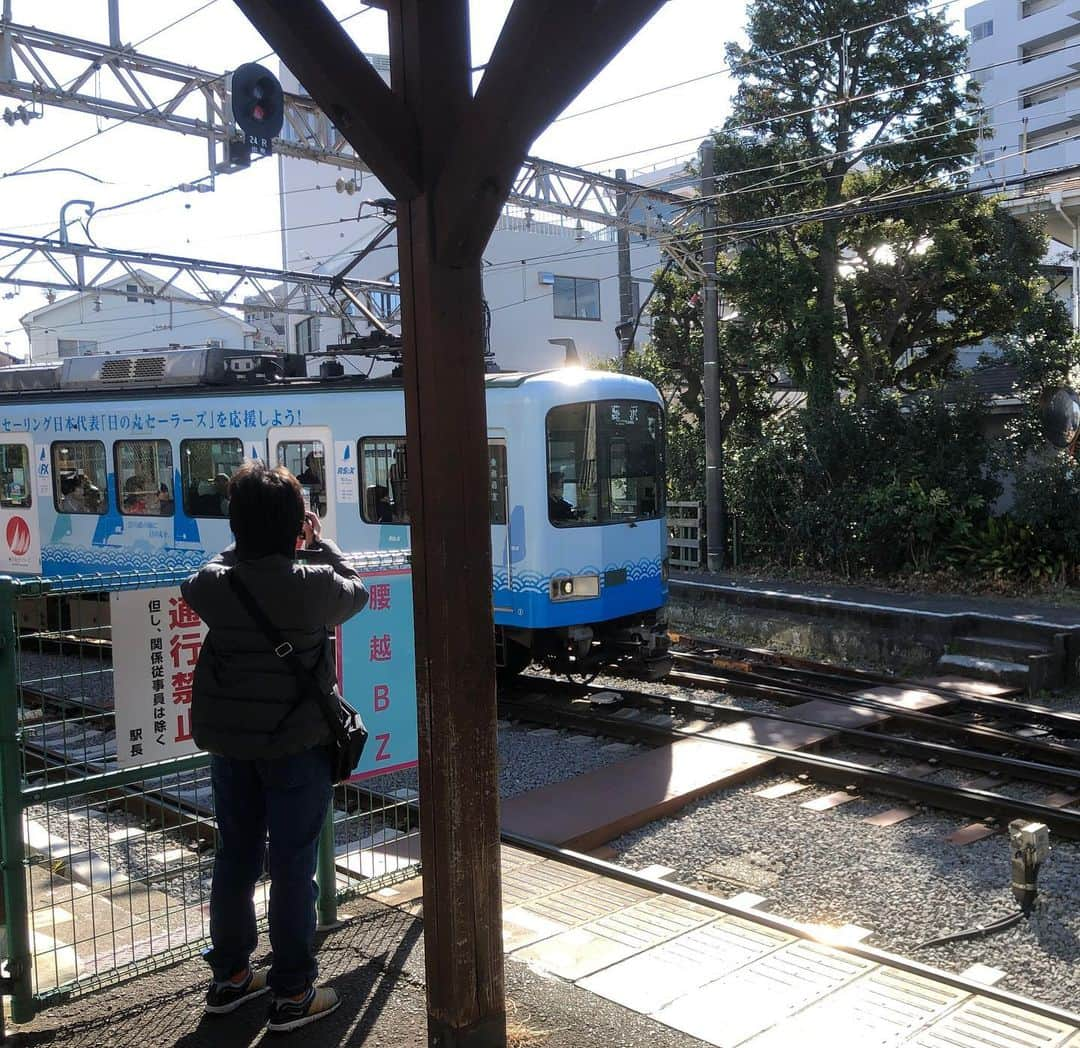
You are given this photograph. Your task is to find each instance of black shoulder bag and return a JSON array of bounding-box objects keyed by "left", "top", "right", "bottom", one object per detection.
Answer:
[{"left": 226, "top": 570, "right": 368, "bottom": 783}]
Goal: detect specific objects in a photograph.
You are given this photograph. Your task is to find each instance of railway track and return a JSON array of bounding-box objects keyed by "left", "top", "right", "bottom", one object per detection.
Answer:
[{"left": 501, "top": 664, "right": 1080, "bottom": 840}]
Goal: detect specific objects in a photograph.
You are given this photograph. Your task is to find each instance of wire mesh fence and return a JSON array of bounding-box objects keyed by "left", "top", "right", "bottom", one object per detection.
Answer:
[{"left": 0, "top": 566, "right": 421, "bottom": 1025}]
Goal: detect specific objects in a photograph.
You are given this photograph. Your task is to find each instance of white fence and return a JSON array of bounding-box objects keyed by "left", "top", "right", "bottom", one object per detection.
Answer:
[{"left": 667, "top": 501, "right": 703, "bottom": 571}]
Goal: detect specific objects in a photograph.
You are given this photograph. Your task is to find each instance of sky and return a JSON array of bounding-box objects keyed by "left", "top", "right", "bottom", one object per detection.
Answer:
[{"left": 0, "top": 0, "right": 966, "bottom": 358}]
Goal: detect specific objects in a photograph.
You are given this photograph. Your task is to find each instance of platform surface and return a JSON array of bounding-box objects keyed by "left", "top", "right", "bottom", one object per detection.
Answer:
[
  {"left": 373, "top": 844, "right": 1080, "bottom": 1048},
  {"left": 15, "top": 842, "right": 1079, "bottom": 1047},
  {"left": 671, "top": 571, "right": 1080, "bottom": 629}
]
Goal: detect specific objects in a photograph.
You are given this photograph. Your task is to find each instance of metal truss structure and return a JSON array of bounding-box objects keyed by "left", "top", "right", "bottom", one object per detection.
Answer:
[
  {"left": 0, "top": 232, "right": 401, "bottom": 326},
  {"left": 0, "top": 18, "right": 704, "bottom": 279},
  {"left": 0, "top": 21, "right": 368, "bottom": 175}
]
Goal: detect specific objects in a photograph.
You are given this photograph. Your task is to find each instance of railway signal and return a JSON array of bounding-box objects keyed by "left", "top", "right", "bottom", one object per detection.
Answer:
[{"left": 229, "top": 62, "right": 284, "bottom": 158}]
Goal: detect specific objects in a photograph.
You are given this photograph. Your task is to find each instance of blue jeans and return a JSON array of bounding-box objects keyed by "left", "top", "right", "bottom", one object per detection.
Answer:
[{"left": 205, "top": 747, "right": 332, "bottom": 997}]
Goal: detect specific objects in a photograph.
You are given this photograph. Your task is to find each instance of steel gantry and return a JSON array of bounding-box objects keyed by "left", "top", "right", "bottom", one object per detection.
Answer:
[
  {"left": 0, "top": 231, "right": 401, "bottom": 327},
  {"left": 0, "top": 16, "right": 703, "bottom": 279}
]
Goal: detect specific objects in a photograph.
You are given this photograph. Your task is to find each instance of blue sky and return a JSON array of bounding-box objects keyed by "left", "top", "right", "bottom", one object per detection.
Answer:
[{"left": 0, "top": 1, "right": 966, "bottom": 357}]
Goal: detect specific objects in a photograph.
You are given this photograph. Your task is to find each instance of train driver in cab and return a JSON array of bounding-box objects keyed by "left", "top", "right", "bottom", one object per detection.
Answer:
[{"left": 548, "top": 470, "right": 575, "bottom": 522}]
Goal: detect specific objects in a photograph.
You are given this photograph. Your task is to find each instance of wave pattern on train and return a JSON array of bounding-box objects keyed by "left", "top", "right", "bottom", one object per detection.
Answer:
[{"left": 0, "top": 347, "right": 671, "bottom": 679}]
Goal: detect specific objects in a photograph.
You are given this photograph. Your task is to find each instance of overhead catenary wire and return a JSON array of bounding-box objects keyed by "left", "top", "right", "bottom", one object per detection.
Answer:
[
  {"left": 575, "top": 27, "right": 1080, "bottom": 172},
  {"left": 554, "top": 0, "right": 958, "bottom": 126}
]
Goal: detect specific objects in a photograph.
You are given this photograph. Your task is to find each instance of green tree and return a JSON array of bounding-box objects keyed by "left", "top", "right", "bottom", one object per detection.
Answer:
[{"left": 717, "top": 0, "right": 980, "bottom": 408}]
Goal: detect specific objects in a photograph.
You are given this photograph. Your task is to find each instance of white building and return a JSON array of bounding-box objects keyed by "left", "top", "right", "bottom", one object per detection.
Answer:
[
  {"left": 20, "top": 271, "right": 254, "bottom": 362},
  {"left": 963, "top": 0, "right": 1080, "bottom": 343},
  {"left": 965, "top": 0, "right": 1080, "bottom": 183},
  {"left": 276, "top": 61, "right": 669, "bottom": 375}
]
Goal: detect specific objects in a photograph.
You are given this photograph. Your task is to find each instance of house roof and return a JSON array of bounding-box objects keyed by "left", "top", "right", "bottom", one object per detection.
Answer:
[
  {"left": 19, "top": 269, "right": 254, "bottom": 332},
  {"left": 942, "top": 362, "right": 1023, "bottom": 400}
]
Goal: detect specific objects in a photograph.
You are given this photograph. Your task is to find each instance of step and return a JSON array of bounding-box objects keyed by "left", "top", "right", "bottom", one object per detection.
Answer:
[
  {"left": 951, "top": 635, "right": 1052, "bottom": 662},
  {"left": 935, "top": 653, "right": 1030, "bottom": 689}
]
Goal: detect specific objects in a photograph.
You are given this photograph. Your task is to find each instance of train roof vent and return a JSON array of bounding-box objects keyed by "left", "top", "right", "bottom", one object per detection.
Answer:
[
  {"left": 61, "top": 349, "right": 211, "bottom": 390},
  {"left": 133, "top": 356, "right": 167, "bottom": 381},
  {"left": 100, "top": 358, "right": 135, "bottom": 382}
]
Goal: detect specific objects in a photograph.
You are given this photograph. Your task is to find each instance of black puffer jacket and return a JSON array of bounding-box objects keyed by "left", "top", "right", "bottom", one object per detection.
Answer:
[{"left": 181, "top": 539, "right": 368, "bottom": 759}]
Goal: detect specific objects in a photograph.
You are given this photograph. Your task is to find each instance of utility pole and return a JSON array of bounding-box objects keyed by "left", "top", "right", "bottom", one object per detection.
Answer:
[
  {"left": 0, "top": 1, "right": 13, "bottom": 82},
  {"left": 107, "top": 0, "right": 121, "bottom": 49},
  {"left": 616, "top": 167, "right": 634, "bottom": 356},
  {"left": 699, "top": 139, "right": 726, "bottom": 571}
]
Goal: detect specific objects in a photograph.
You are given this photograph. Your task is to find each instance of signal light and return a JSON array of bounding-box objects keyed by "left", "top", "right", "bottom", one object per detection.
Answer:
[{"left": 230, "top": 62, "right": 284, "bottom": 157}]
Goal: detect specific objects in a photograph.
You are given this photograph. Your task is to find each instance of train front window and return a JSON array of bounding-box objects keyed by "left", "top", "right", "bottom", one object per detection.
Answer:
[
  {"left": 0, "top": 445, "right": 30, "bottom": 508},
  {"left": 277, "top": 440, "right": 327, "bottom": 517},
  {"left": 359, "top": 438, "right": 409, "bottom": 524},
  {"left": 115, "top": 440, "right": 174, "bottom": 516},
  {"left": 181, "top": 439, "right": 244, "bottom": 518},
  {"left": 546, "top": 400, "right": 663, "bottom": 527},
  {"left": 52, "top": 441, "right": 107, "bottom": 514}
]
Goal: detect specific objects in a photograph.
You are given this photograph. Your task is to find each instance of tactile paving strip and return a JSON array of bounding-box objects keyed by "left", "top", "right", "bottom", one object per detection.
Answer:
[
  {"left": 501, "top": 857, "right": 597, "bottom": 908},
  {"left": 579, "top": 914, "right": 793, "bottom": 1015},
  {"left": 513, "top": 894, "right": 722, "bottom": 981},
  {"left": 655, "top": 939, "right": 875, "bottom": 1047},
  {"left": 741, "top": 965, "right": 969, "bottom": 1048},
  {"left": 905, "top": 996, "right": 1076, "bottom": 1048},
  {"left": 517, "top": 875, "right": 654, "bottom": 926}
]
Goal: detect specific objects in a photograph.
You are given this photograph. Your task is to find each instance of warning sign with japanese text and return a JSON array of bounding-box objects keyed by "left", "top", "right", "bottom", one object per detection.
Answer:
[{"left": 112, "top": 585, "right": 207, "bottom": 768}]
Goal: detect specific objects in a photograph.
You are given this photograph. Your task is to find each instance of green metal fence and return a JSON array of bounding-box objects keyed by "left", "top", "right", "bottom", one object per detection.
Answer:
[{"left": 0, "top": 569, "right": 420, "bottom": 1031}]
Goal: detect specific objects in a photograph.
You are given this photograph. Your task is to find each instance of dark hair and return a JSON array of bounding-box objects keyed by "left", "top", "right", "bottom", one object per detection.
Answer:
[{"left": 228, "top": 461, "right": 304, "bottom": 559}]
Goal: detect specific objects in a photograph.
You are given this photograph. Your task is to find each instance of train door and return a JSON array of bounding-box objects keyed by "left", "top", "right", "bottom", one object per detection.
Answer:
[
  {"left": 488, "top": 437, "right": 512, "bottom": 611},
  {"left": 268, "top": 426, "right": 337, "bottom": 542},
  {"left": 0, "top": 436, "right": 41, "bottom": 574}
]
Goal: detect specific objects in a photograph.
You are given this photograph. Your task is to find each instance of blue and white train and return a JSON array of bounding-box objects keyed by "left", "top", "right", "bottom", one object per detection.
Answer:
[{"left": 0, "top": 347, "right": 671, "bottom": 678}]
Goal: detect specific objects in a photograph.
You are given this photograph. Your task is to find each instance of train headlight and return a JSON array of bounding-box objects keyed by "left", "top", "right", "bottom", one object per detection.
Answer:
[{"left": 549, "top": 574, "right": 600, "bottom": 601}]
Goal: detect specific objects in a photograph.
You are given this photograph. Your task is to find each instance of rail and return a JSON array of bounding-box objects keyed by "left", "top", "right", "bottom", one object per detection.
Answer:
[{"left": 0, "top": 564, "right": 420, "bottom": 1034}]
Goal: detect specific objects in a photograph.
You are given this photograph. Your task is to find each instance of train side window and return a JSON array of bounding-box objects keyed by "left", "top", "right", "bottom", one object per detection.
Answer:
[
  {"left": 181, "top": 439, "right": 244, "bottom": 518},
  {"left": 488, "top": 444, "right": 507, "bottom": 526},
  {"left": 358, "top": 438, "right": 409, "bottom": 524},
  {"left": 51, "top": 441, "right": 107, "bottom": 514},
  {"left": 0, "top": 444, "right": 30, "bottom": 509},
  {"left": 276, "top": 440, "right": 327, "bottom": 517},
  {"left": 115, "top": 440, "right": 174, "bottom": 516}
]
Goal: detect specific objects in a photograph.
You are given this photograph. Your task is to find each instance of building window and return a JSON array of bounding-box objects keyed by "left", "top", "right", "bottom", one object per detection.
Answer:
[
  {"left": 0, "top": 445, "right": 30, "bottom": 508},
  {"left": 969, "top": 19, "right": 993, "bottom": 41},
  {"left": 126, "top": 283, "right": 139, "bottom": 303},
  {"left": 375, "top": 271, "right": 400, "bottom": 318},
  {"left": 295, "top": 317, "right": 314, "bottom": 354},
  {"left": 52, "top": 442, "right": 107, "bottom": 514},
  {"left": 1022, "top": 0, "right": 1060, "bottom": 17},
  {"left": 180, "top": 438, "right": 244, "bottom": 517},
  {"left": 115, "top": 440, "right": 174, "bottom": 516},
  {"left": 57, "top": 339, "right": 98, "bottom": 358},
  {"left": 553, "top": 275, "right": 601, "bottom": 321},
  {"left": 359, "top": 438, "right": 409, "bottom": 524}
]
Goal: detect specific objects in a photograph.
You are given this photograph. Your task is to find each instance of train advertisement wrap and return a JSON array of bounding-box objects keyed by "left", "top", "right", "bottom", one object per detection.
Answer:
[{"left": 0, "top": 354, "right": 670, "bottom": 678}]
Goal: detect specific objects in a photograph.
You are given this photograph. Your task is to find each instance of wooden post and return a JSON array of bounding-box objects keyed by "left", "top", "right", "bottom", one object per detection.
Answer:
[
  {"left": 389, "top": 4, "right": 506, "bottom": 1045},
  {"left": 228, "top": 4, "right": 670, "bottom": 1042}
]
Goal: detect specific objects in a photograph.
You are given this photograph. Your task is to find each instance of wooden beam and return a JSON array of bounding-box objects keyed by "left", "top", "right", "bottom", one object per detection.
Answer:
[
  {"left": 390, "top": 2, "right": 506, "bottom": 1045},
  {"left": 231, "top": 0, "right": 421, "bottom": 200},
  {"left": 434, "top": 0, "right": 668, "bottom": 265}
]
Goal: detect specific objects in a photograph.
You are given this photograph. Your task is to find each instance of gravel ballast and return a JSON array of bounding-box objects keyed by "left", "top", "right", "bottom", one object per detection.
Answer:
[{"left": 611, "top": 765, "right": 1080, "bottom": 1011}]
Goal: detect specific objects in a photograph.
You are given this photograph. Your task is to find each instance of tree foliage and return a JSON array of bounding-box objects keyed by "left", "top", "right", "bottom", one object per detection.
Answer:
[{"left": 702, "top": 0, "right": 1069, "bottom": 408}]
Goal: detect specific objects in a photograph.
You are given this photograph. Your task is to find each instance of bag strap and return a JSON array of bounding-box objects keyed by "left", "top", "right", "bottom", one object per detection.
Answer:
[{"left": 225, "top": 569, "right": 346, "bottom": 744}]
